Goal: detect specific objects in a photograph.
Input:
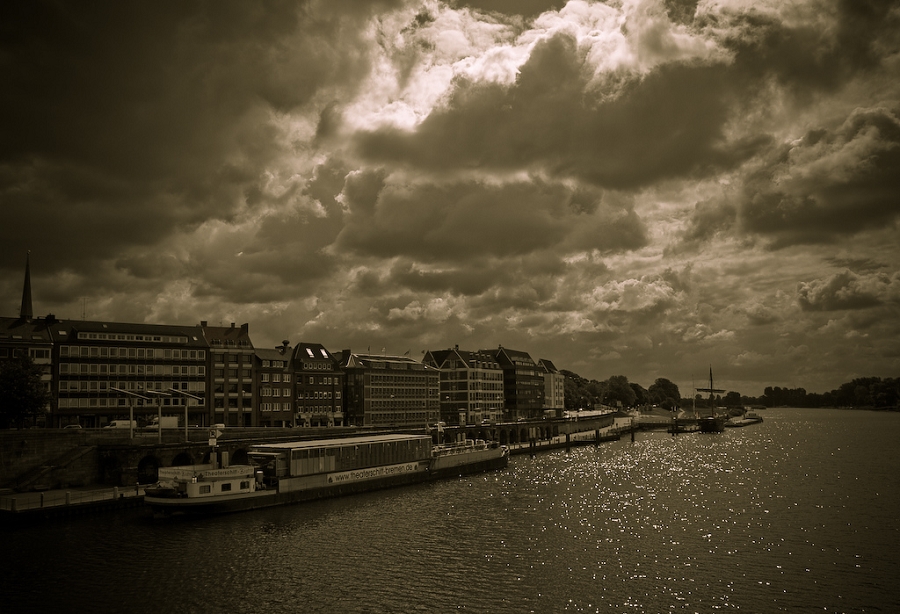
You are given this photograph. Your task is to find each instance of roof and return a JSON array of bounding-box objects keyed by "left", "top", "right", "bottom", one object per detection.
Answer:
[
  {"left": 64, "top": 320, "right": 208, "bottom": 347},
  {"left": 201, "top": 322, "right": 253, "bottom": 349},
  {"left": 255, "top": 347, "right": 293, "bottom": 362},
  {"left": 251, "top": 433, "right": 432, "bottom": 451},
  {"left": 291, "top": 342, "right": 336, "bottom": 364},
  {"left": 341, "top": 352, "right": 436, "bottom": 372},
  {"left": 538, "top": 358, "right": 559, "bottom": 373},
  {"left": 424, "top": 347, "right": 501, "bottom": 370}
]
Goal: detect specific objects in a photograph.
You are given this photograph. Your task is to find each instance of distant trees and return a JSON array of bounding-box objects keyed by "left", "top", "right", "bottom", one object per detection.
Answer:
[
  {"left": 648, "top": 378, "right": 681, "bottom": 409},
  {"left": 562, "top": 370, "right": 898, "bottom": 412},
  {"left": 0, "top": 354, "right": 50, "bottom": 429}
]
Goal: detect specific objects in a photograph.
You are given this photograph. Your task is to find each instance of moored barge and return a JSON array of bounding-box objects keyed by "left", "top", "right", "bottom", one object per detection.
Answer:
[{"left": 145, "top": 433, "right": 508, "bottom": 515}]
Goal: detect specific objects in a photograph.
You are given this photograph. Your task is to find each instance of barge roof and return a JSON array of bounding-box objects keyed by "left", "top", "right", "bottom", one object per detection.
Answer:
[{"left": 251, "top": 433, "right": 432, "bottom": 451}]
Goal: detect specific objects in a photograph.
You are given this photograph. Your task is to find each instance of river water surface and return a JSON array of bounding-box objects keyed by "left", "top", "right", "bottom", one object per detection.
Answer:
[{"left": 3, "top": 408, "right": 898, "bottom": 613}]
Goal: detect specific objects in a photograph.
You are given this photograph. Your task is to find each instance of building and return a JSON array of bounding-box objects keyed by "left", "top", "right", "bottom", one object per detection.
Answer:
[
  {"left": 423, "top": 346, "right": 504, "bottom": 426},
  {"left": 0, "top": 254, "right": 54, "bottom": 426},
  {"left": 55, "top": 320, "right": 209, "bottom": 428},
  {"left": 338, "top": 350, "right": 440, "bottom": 428},
  {"left": 202, "top": 322, "right": 255, "bottom": 427},
  {"left": 538, "top": 358, "right": 565, "bottom": 417},
  {"left": 484, "top": 346, "right": 544, "bottom": 420},
  {"left": 291, "top": 342, "right": 344, "bottom": 427},
  {"left": 255, "top": 342, "right": 294, "bottom": 428}
]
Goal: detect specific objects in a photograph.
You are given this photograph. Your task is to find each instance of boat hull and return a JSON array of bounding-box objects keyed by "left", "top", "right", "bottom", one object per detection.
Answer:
[
  {"left": 146, "top": 448, "right": 509, "bottom": 516},
  {"left": 698, "top": 416, "right": 726, "bottom": 433}
]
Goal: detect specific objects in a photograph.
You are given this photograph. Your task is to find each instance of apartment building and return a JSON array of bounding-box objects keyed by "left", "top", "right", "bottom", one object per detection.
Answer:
[{"left": 422, "top": 346, "right": 504, "bottom": 426}]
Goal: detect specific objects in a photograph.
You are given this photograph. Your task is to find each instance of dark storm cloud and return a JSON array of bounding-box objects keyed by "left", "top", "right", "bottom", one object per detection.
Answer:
[
  {"left": 797, "top": 270, "right": 899, "bottom": 311},
  {"left": 0, "top": 0, "right": 378, "bottom": 273},
  {"left": 335, "top": 172, "right": 647, "bottom": 263},
  {"left": 740, "top": 106, "right": 900, "bottom": 247},
  {"left": 353, "top": 31, "right": 764, "bottom": 189}
]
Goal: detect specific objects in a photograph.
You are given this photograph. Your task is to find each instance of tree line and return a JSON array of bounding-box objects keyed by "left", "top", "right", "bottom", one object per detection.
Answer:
[{"left": 563, "top": 370, "right": 900, "bottom": 411}]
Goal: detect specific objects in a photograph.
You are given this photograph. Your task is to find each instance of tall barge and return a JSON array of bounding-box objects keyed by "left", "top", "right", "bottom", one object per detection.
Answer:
[{"left": 144, "top": 433, "right": 508, "bottom": 515}]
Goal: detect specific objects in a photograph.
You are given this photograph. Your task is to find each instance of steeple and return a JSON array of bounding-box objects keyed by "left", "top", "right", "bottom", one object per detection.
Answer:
[{"left": 20, "top": 251, "right": 33, "bottom": 321}]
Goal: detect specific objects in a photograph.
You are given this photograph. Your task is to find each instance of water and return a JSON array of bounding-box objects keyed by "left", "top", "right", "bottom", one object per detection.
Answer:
[{"left": 3, "top": 408, "right": 899, "bottom": 613}]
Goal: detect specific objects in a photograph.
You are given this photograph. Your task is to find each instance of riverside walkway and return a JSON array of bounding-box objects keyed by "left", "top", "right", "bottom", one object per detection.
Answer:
[{"left": 0, "top": 415, "right": 669, "bottom": 520}]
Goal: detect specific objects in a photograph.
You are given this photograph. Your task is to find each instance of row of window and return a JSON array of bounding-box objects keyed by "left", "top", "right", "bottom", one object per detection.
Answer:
[
  {"left": 259, "top": 388, "right": 293, "bottom": 397},
  {"left": 260, "top": 403, "right": 292, "bottom": 412},
  {"left": 298, "top": 405, "right": 339, "bottom": 414},
  {"left": 261, "top": 359, "right": 287, "bottom": 367},
  {"left": 61, "top": 346, "right": 205, "bottom": 360},
  {"left": 260, "top": 373, "right": 291, "bottom": 382},
  {"left": 298, "top": 390, "right": 340, "bottom": 400},
  {"left": 60, "top": 364, "right": 205, "bottom": 376},
  {"left": 58, "top": 397, "right": 205, "bottom": 408},
  {"left": 76, "top": 332, "right": 189, "bottom": 344},
  {"left": 58, "top": 380, "right": 205, "bottom": 393}
]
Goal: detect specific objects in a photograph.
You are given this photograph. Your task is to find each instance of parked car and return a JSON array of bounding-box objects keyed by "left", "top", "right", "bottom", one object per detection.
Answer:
[{"left": 63, "top": 424, "right": 82, "bottom": 429}]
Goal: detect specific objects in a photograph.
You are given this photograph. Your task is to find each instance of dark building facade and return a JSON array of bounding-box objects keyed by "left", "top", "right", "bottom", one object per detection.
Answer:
[
  {"left": 203, "top": 322, "right": 255, "bottom": 427},
  {"left": 423, "top": 346, "right": 504, "bottom": 426},
  {"left": 291, "top": 342, "right": 344, "bottom": 427},
  {"left": 485, "top": 346, "right": 544, "bottom": 420},
  {"left": 338, "top": 351, "right": 439, "bottom": 428},
  {"left": 55, "top": 320, "right": 209, "bottom": 428},
  {"left": 255, "top": 343, "right": 294, "bottom": 428}
]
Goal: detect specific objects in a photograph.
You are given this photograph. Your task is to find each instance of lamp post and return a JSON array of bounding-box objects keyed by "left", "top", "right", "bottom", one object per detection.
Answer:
[
  {"left": 144, "top": 390, "right": 171, "bottom": 444},
  {"left": 110, "top": 387, "right": 150, "bottom": 441},
  {"left": 168, "top": 388, "right": 203, "bottom": 442}
]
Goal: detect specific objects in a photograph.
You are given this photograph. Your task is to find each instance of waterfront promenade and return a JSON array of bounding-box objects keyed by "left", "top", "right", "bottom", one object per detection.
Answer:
[{"left": 0, "top": 416, "right": 648, "bottom": 519}]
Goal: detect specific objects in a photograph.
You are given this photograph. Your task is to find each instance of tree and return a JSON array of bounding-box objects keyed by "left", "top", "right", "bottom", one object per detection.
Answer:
[
  {"left": 648, "top": 378, "right": 681, "bottom": 408},
  {"left": 0, "top": 354, "right": 50, "bottom": 429},
  {"left": 605, "top": 375, "right": 636, "bottom": 407}
]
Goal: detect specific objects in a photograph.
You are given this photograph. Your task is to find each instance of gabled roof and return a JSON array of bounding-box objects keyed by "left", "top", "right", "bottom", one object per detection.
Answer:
[
  {"left": 538, "top": 358, "right": 559, "bottom": 374},
  {"left": 484, "top": 345, "right": 536, "bottom": 368}
]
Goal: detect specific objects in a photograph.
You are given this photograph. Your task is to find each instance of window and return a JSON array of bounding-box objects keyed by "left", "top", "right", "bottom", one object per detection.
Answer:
[
  {"left": 261, "top": 373, "right": 269, "bottom": 382},
  {"left": 284, "top": 374, "right": 291, "bottom": 383},
  {"left": 272, "top": 374, "right": 281, "bottom": 383},
  {"left": 200, "top": 485, "right": 211, "bottom": 494},
  {"left": 221, "top": 483, "right": 232, "bottom": 492}
]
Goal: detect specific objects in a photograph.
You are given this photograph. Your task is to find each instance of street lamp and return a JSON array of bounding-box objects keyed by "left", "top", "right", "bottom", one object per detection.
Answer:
[
  {"left": 168, "top": 387, "right": 203, "bottom": 442},
  {"left": 110, "top": 387, "right": 150, "bottom": 440},
  {"left": 143, "top": 390, "right": 172, "bottom": 444}
]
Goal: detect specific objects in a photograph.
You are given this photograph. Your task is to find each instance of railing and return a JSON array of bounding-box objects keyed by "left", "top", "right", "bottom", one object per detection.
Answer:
[{"left": 0, "top": 486, "right": 145, "bottom": 512}]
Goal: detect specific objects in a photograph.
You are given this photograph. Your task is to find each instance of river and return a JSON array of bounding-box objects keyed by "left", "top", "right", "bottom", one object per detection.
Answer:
[{"left": 2, "top": 408, "right": 898, "bottom": 613}]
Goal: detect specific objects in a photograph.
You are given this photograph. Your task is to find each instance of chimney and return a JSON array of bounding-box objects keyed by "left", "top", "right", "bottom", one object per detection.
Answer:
[
  {"left": 230, "top": 322, "right": 236, "bottom": 328},
  {"left": 200, "top": 320, "right": 207, "bottom": 327}
]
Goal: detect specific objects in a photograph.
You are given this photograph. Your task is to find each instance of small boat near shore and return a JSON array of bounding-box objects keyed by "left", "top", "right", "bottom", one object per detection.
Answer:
[
  {"left": 145, "top": 433, "right": 508, "bottom": 516},
  {"left": 725, "top": 411, "right": 764, "bottom": 428}
]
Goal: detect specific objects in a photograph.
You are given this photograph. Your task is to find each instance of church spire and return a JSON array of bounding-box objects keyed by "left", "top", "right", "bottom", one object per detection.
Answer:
[{"left": 20, "top": 251, "right": 33, "bottom": 321}]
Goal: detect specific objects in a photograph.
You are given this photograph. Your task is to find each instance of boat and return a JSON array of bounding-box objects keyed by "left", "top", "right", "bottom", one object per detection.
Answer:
[
  {"left": 696, "top": 367, "right": 726, "bottom": 433},
  {"left": 725, "top": 411, "right": 764, "bottom": 428},
  {"left": 144, "top": 433, "right": 509, "bottom": 515}
]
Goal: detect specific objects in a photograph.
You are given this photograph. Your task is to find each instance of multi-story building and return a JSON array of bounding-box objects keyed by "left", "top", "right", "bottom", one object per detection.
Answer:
[
  {"left": 55, "top": 320, "right": 209, "bottom": 428},
  {"left": 484, "top": 346, "right": 544, "bottom": 420},
  {"left": 292, "top": 342, "right": 344, "bottom": 427},
  {"left": 423, "top": 346, "right": 504, "bottom": 426},
  {"left": 203, "top": 322, "right": 255, "bottom": 427},
  {"left": 538, "top": 358, "right": 565, "bottom": 417},
  {"left": 255, "top": 343, "right": 294, "bottom": 427},
  {"left": 338, "top": 350, "right": 439, "bottom": 428}
]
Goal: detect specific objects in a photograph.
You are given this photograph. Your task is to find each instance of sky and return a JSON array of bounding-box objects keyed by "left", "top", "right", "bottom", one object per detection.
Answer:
[{"left": 2, "top": 0, "right": 899, "bottom": 398}]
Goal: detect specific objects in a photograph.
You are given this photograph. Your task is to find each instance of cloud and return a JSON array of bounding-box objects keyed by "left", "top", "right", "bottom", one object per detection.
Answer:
[{"left": 797, "top": 269, "right": 900, "bottom": 311}]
